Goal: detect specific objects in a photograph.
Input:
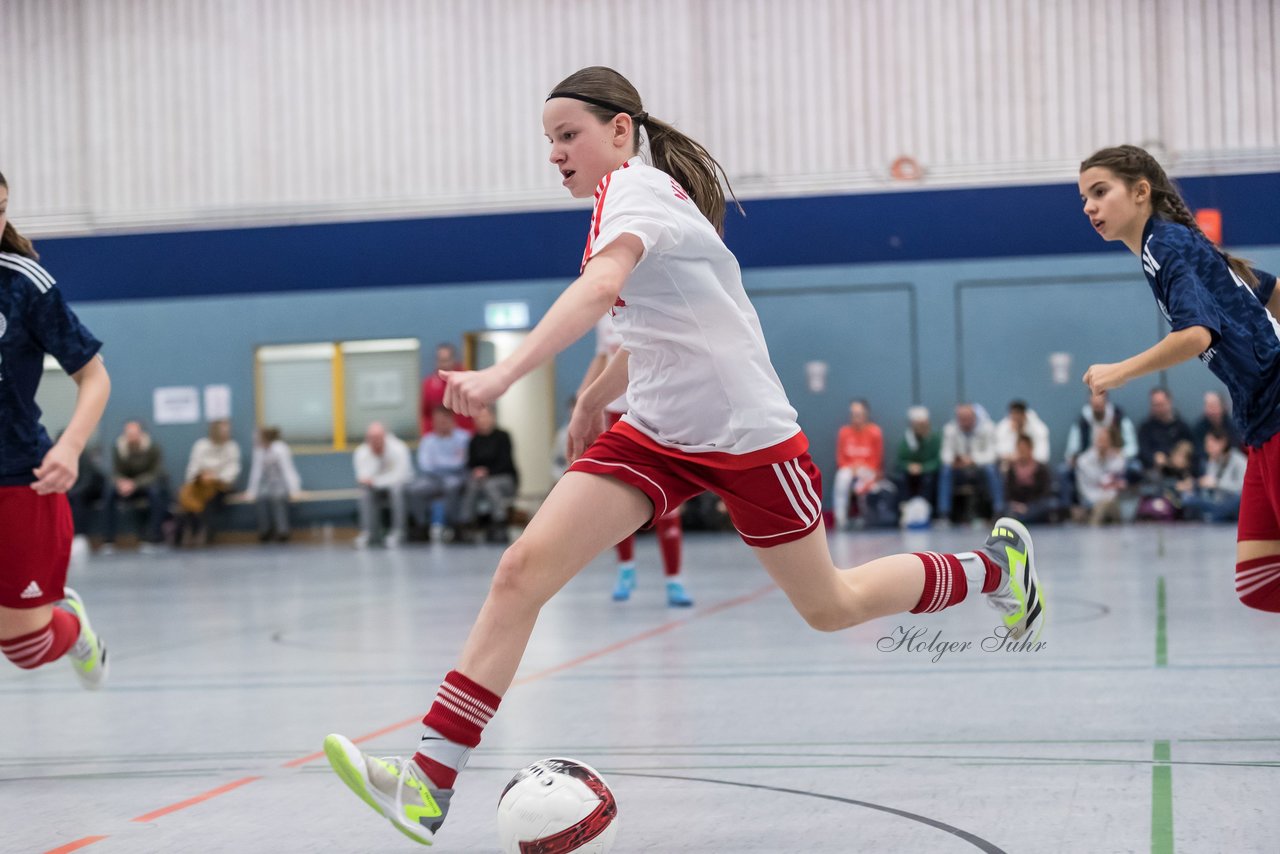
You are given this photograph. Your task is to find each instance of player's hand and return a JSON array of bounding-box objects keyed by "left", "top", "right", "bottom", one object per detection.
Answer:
[
  {"left": 567, "top": 403, "right": 608, "bottom": 463},
  {"left": 1083, "top": 362, "right": 1128, "bottom": 394},
  {"left": 30, "top": 441, "right": 80, "bottom": 495},
  {"left": 441, "top": 367, "right": 511, "bottom": 417}
]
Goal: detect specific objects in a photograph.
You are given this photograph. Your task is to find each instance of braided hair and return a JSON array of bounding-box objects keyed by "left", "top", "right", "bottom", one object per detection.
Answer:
[{"left": 1080, "top": 145, "right": 1256, "bottom": 287}]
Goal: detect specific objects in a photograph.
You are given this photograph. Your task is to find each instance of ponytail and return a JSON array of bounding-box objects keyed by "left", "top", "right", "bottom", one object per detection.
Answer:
[
  {"left": 548, "top": 66, "right": 743, "bottom": 235},
  {"left": 0, "top": 171, "right": 38, "bottom": 260},
  {"left": 1080, "top": 145, "right": 1255, "bottom": 287}
]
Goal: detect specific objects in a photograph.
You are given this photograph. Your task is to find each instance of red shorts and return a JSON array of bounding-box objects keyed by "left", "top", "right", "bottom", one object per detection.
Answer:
[
  {"left": 1239, "top": 431, "right": 1280, "bottom": 542},
  {"left": 569, "top": 426, "right": 823, "bottom": 547},
  {"left": 0, "top": 487, "right": 72, "bottom": 608}
]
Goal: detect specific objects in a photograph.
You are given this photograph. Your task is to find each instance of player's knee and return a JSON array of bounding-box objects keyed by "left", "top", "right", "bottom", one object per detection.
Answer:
[
  {"left": 799, "top": 604, "right": 852, "bottom": 633},
  {"left": 1236, "top": 557, "right": 1280, "bottom": 612},
  {"left": 490, "top": 537, "right": 552, "bottom": 607}
]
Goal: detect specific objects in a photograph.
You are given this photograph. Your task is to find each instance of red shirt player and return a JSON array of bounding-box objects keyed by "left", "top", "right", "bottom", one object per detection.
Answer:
[
  {"left": 419, "top": 342, "right": 474, "bottom": 435},
  {"left": 322, "top": 67, "right": 1046, "bottom": 847}
]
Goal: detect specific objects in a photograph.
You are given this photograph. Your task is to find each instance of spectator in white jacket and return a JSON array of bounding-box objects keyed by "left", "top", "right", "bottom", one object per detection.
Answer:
[
  {"left": 1074, "top": 424, "right": 1129, "bottom": 525},
  {"left": 178, "top": 419, "right": 243, "bottom": 545},
  {"left": 995, "top": 400, "right": 1051, "bottom": 466},
  {"left": 244, "top": 426, "right": 302, "bottom": 542},
  {"left": 353, "top": 421, "right": 412, "bottom": 548},
  {"left": 1181, "top": 428, "right": 1248, "bottom": 523},
  {"left": 938, "top": 403, "right": 1003, "bottom": 521}
]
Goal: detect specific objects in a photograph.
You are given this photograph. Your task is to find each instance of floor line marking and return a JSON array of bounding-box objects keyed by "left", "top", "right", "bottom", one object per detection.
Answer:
[
  {"left": 1151, "top": 740, "right": 1173, "bottom": 854},
  {"left": 46, "top": 582, "right": 778, "bottom": 851},
  {"left": 1156, "top": 576, "right": 1168, "bottom": 668}
]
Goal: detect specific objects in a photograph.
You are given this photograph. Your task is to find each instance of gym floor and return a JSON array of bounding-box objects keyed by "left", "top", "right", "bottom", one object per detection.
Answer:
[{"left": 3, "top": 523, "right": 1277, "bottom": 853}]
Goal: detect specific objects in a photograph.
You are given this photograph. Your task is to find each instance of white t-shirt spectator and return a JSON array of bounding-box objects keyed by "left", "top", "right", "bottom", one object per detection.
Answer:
[{"left": 354, "top": 435, "right": 413, "bottom": 488}]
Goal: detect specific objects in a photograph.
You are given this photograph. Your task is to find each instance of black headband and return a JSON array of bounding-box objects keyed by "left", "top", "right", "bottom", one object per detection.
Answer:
[{"left": 546, "top": 91, "right": 647, "bottom": 124}]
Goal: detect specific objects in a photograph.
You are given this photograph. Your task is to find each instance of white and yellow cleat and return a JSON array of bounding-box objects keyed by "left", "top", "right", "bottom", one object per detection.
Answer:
[
  {"left": 59, "top": 588, "right": 108, "bottom": 689},
  {"left": 323, "top": 733, "right": 451, "bottom": 846},
  {"left": 979, "top": 518, "right": 1045, "bottom": 642}
]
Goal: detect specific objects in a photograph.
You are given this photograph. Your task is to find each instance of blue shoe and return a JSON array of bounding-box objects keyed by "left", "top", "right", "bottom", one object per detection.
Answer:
[
  {"left": 666, "top": 580, "right": 694, "bottom": 607},
  {"left": 612, "top": 566, "right": 636, "bottom": 601}
]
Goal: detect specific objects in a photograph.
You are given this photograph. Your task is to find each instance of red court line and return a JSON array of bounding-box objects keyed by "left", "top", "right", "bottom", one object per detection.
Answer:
[
  {"left": 43, "top": 837, "right": 108, "bottom": 854},
  {"left": 49, "top": 582, "right": 777, "bottom": 850},
  {"left": 131, "top": 775, "right": 263, "bottom": 823}
]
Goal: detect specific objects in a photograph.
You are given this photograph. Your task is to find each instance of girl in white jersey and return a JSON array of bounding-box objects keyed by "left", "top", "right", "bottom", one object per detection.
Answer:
[{"left": 323, "top": 67, "right": 1047, "bottom": 847}]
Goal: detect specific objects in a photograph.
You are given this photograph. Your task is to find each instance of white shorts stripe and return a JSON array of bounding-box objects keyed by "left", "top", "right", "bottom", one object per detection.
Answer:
[
  {"left": 792, "top": 459, "right": 823, "bottom": 516},
  {"left": 573, "top": 458, "right": 669, "bottom": 517},
  {"left": 783, "top": 460, "right": 820, "bottom": 522},
  {"left": 768, "top": 463, "right": 808, "bottom": 524},
  {"left": 736, "top": 516, "right": 821, "bottom": 542}
]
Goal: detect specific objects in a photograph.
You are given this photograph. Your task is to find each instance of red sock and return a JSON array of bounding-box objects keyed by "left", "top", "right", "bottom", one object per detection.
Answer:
[
  {"left": 413, "top": 670, "right": 502, "bottom": 788},
  {"left": 1237, "top": 556, "right": 1280, "bottom": 612},
  {"left": 1, "top": 609, "right": 79, "bottom": 670},
  {"left": 615, "top": 535, "right": 635, "bottom": 563},
  {"left": 910, "top": 552, "right": 968, "bottom": 613},
  {"left": 656, "top": 510, "right": 682, "bottom": 577}
]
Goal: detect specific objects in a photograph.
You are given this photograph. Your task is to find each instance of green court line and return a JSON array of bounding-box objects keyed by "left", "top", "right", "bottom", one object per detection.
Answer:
[
  {"left": 1156, "top": 576, "right": 1168, "bottom": 667},
  {"left": 1152, "top": 740, "right": 1173, "bottom": 854}
]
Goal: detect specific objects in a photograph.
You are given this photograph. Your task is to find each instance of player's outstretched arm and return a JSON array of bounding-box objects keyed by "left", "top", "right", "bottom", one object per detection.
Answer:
[
  {"left": 443, "top": 235, "right": 643, "bottom": 416},
  {"left": 1082, "top": 325, "right": 1213, "bottom": 394}
]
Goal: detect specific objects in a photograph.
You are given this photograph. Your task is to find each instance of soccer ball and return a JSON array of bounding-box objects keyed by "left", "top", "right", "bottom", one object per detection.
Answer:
[{"left": 496, "top": 758, "right": 619, "bottom": 854}]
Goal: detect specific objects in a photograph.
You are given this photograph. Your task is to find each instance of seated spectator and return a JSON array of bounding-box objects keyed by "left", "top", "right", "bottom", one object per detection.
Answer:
[
  {"left": 244, "top": 426, "right": 302, "bottom": 542},
  {"left": 421, "top": 342, "right": 474, "bottom": 435},
  {"left": 995, "top": 399, "right": 1050, "bottom": 468},
  {"left": 1181, "top": 428, "right": 1247, "bottom": 523},
  {"left": 177, "top": 419, "right": 242, "bottom": 546},
  {"left": 895, "top": 405, "right": 941, "bottom": 510},
  {"left": 1138, "top": 387, "right": 1195, "bottom": 480},
  {"left": 1004, "top": 435, "right": 1057, "bottom": 524},
  {"left": 938, "top": 403, "right": 1003, "bottom": 522},
  {"left": 1192, "top": 391, "right": 1241, "bottom": 463},
  {"left": 102, "top": 420, "right": 169, "bottom": 552},
  {"left": 408, "top": 406, "right": 471, "bottom": 541},
  {"left": 832, "top": 399, "right": 886, "bottom": 529},
  {"left": 1075, "top": 425, "right": 1129, "bottom": 525},
  {"left": 459, "top": 408, "right": 519, "bottom": 543},
  {"left": 1060, "top": 387, "right": 1139, "bottom": 508},
  {"left": 353, "top": 421, "right": 413, "bottom": 548}
]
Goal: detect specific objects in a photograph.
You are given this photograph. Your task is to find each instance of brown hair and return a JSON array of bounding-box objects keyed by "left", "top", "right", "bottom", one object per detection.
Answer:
[
  {"left": 0, "top": 171, "right": 39, "bottom": 260},
  {"left": 1080, "top": 145, "right": 1256, "bottom": 287},
  {"left": 548, "top": 66, "right": 742, "bottom": 234}
]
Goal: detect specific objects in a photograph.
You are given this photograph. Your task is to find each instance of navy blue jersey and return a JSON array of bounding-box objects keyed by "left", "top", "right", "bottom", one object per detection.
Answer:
[
  {"left": 1140, "top": 217, "right": 1280, "bottom": 448},
  {"left": 0, "top": 252, "right": 102, "bottom": 485}
]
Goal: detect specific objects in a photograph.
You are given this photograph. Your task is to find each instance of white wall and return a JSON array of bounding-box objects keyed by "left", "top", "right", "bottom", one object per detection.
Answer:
[{"left": 3, "top": 0, "right": 1278, "bottom": 236}]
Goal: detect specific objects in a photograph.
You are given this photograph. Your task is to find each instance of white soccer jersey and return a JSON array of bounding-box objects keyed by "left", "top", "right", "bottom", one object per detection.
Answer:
[
  {"left": 594, "top": 314, "right": 628, "bottom": 414},
  {"left": 582, "top": 157, "right": 803, "bottom": 468}
]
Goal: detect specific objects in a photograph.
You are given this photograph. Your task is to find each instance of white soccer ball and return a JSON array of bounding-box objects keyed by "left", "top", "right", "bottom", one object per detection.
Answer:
[{"left": 496, "top": 757, "right": 619, "bottom": 854}]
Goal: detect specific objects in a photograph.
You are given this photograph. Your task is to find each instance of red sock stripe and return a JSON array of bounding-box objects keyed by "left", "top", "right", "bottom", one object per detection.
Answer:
[
  {"left": 421, "top": 670, "right": 502, "bottom": 749},
  {"left": 910, "top": 552, "right": 968, "bottom": 614},
  {"left": 1, "top": 609, "right": 78, "bottom": 670},
  {"left": 1237, "top": 556, "right": 1280, "bottom": 612}
]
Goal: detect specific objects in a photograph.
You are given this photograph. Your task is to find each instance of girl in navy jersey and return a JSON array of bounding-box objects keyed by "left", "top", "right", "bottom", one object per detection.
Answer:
[
  {"left": 1079, "top": 145, "right": 1280, "bottom": 612},
  {"left": 323, "top": 67, "right": 1045, "bottom": 846},
  {"left": 0, "top": 172, "right": 111, "bottom": 686}
]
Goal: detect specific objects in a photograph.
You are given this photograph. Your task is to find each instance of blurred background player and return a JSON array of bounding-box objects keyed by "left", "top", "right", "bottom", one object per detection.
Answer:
[{"left": 580, "top": 312, "right": 692, "bottom": 605}]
